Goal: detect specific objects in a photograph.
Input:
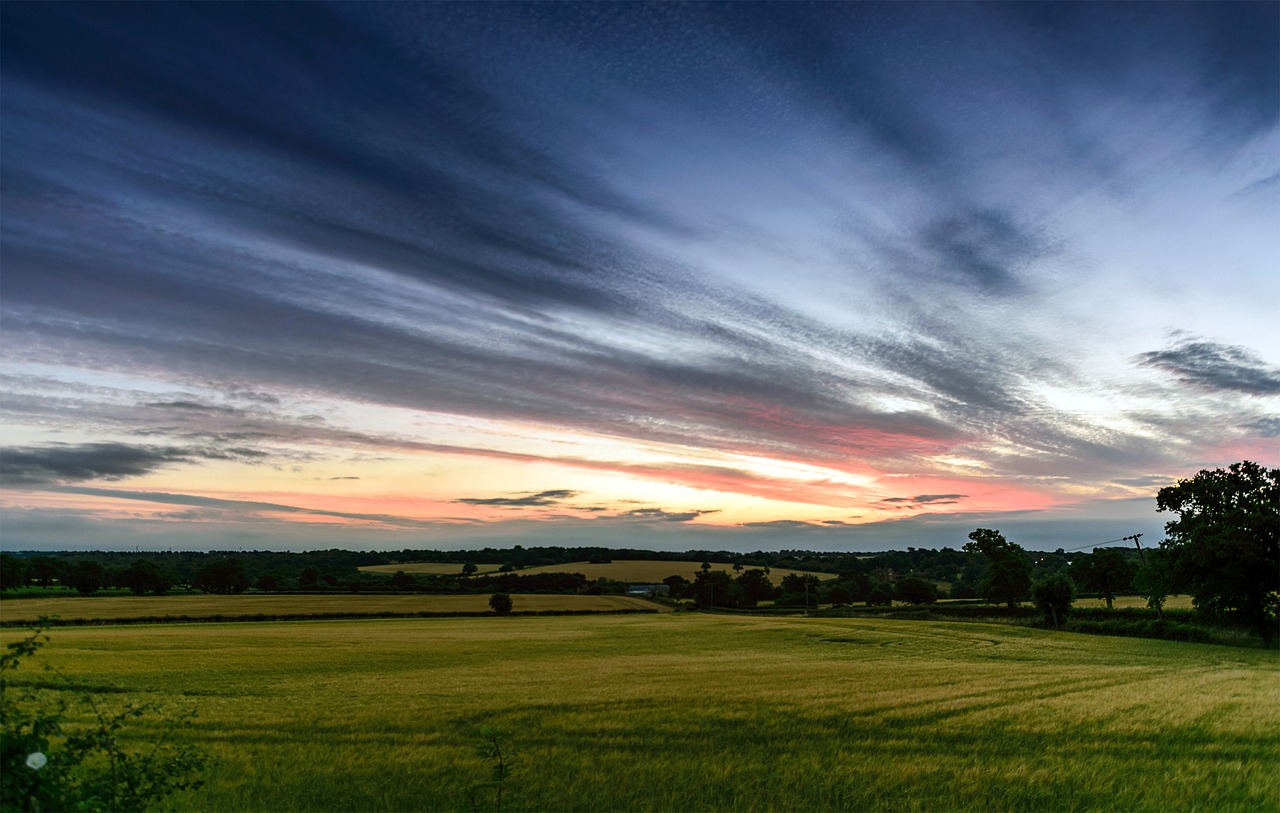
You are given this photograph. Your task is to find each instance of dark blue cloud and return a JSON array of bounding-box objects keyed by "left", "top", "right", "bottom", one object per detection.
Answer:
[
  {"left": 1, "top": 1, "right": 1275, "bottom": 513},
  {"left": 0, "top": 442, "right": 266, "bottom": 486},
  {"left": 1137, "top": 340, "right": 1280, "bottom": 396},
  {"left": 456, "top": 490, "right": 579, "bottom": 508}
]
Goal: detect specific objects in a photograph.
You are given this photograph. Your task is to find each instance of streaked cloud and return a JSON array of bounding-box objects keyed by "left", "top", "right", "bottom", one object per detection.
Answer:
[
  {"left": 456, "top": 490, "right": 580, "bottom": 508},
  {"left": 0, "top": 442, "right": 267, "bottom": 487},
  {"left": 1136, "top": 340, "right": 1280, "bottom": 395},
  {"left": 0, "top": 3, "right": 1275, "bottom": 551}
]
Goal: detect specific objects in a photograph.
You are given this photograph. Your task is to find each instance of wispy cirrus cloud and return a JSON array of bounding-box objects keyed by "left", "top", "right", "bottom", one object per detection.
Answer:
[{"left": 0, "top": 3, "right": 1275, "bottom": 551}]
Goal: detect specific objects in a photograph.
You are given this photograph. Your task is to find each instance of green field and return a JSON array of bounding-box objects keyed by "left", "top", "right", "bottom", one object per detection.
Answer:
[
  {"left": 0, "top": 593, "right": 664, "bottom": 624},
  {"left": 4, "top": 613, "right": 1276, "bottom": 812},
  {"left": 359, "top": 562, "right": 482, "bottom": 576},
  {"left": 1074, "top": 594, "right": 1194, "bottom": 610}
]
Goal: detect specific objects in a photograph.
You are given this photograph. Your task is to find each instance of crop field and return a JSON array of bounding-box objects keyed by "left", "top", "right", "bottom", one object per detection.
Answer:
[
  {"left": 513, "top": 560, "right": 831, "bottom": 583},
  {"left": 360, "top": 562, "right": 481, "bottom": 576},
  {"left": 360, "top": 559, "right": 829, "bottom": 583},
  {"left": 1074, "top": 594, "right": 1195, "bottom": 610},
  {"left": 4, "top": 613, "right": 1276, "bottom": 812},
  {"left": 0, "top": 593, "right": 663, "bottom": 624}
]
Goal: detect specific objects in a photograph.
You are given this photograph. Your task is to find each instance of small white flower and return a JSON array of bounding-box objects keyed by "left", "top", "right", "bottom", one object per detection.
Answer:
[{"left": 25, "top": 752, "right": 47, "bottom": 770}]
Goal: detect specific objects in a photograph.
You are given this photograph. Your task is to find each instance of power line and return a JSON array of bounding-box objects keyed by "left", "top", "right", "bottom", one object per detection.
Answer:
[{"left": 1059, "top": 537, "right": 1128, "bottom": 552}]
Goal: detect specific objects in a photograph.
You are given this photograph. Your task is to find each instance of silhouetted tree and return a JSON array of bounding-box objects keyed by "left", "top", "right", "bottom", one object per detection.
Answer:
[
  {"left": 65, "top": 560, "right": 106, "bottom": 596},
  {"left": 694, "top": 570, "right": 740, "bottom": 609},
  {"left": 894, "top": 577, "right": 939, "bottom": 605},
  {"left": 461, "top": 562, "right": 478, "bottom": 577},
  {"left": 963, "top": 528, "right": 1032, "bottom": 609},
  {"left": 866, "top": 585, "right": 893, "bottom": 606},
  {"left": 826, "top": 585, "right": 853, "bottom": 607},
  {"left": 22, "top": 556, "right": 63, "bottom": 588},
  {"left": 1157, "top": 461, "right": 1280, "bottom": 639},
  {"left": 1033, "top": 573, "right": 1075, "bottom": 629},
  {"left": 778, "top": 573, "right": 820, "bottom": 608},
  {"left": 662, "top": 574, "right": 690, "bottom": 599},
  {"left": 116, "top": 560, "right": 171, "bottom": 595},
  {"left": 1069, "top": 548, "right": 1137, "bottom": 609},
  {"left": 192, "top": 559, "right": 250, "bottom": 595},
  {"left": 0, "top": 555, "right": 24, "bottom": 591},
  {"left": 735, "top": 568, "right": 776, "bottom": 607},
  {"left": 389, "top": 570, "right": 416, "bottom": 589},
  {"left": 489, "top": 593, "right": 513, "bottom": 614},
  {"left": 1132, "top": 547, "right": 1176, "bottom": 613}
]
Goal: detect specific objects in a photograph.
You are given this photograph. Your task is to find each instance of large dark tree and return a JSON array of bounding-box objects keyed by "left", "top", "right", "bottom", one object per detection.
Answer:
[
  {"left": 1157, "top": 461, "right": 1279, "bottom": 640},
  {"left": 488, "top": 592, "right": 513, "bottom": 614},
  {"left": 192, "top": 558, "right": 250, "bottom": 595},
  {"left": 116, "top": 560, "right": 172, "bottom": 596},
  {"left": 1033, "top": 573, "right": 1075, "bottom": 630},
  {"left": 735, "top": 568, "right": 776, "bottom": 608},
  {"left": 64, "top": 560, "right": 107, "bottom": 596},
  {"left": 894, "top": 577, "right": 939, "bottom": 605},
  {"left": 963, "top": 529, "right": 1032, "bottom": 609},
  {"left": 694, "top": 570, "right": 741, "bottom": 609},
  {"left": 22, "top": 556, "right": 64, "bottom": 588},
  {"left": 1069, "top": 548, "right": 1138, "bottom": 609},
  {"left": 0, "top": 555, "right": 24, "bottom": 591}
]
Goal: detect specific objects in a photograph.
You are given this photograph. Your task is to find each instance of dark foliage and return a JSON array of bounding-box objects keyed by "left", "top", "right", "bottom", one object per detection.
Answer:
[
  {"left": 1069, "top": 548, "right": 1137, "bottom": 609},
  {"left": 115, "top": 560, "right": 172, "bottom": 596},
  {"left": 963, "top": 529, "right": 1032, "bottom": 609},
  {"left": 488, "top": 593, "right": 513, "bottom": 615},
  {"left": 1033, "top": 572, "right": 1076, "bottom": 629},
  {"left": 1157, "top": 461, "right": 1279, "bottom": 640},
  {"left": 63, "top": 561, "right": 106, "bottom": 597},
  {"left": 894, "top": 577, "right": 939, "bottom": 605},
  {"left": 866, "top": 585, "right": 893, "bottom": 607},
  {"left": 191, "top": 559, "right": 250, "bottom": 595}
]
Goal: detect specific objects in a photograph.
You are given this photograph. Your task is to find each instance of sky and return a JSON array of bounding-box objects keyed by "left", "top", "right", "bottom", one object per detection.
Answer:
[{"left": 1, "top": 2, "right": 1277, "bottom": 553}]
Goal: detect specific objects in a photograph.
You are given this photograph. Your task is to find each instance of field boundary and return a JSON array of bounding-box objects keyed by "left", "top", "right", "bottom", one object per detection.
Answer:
[{"left": 0, "top": 607, "right": 661, "bottom": 629}]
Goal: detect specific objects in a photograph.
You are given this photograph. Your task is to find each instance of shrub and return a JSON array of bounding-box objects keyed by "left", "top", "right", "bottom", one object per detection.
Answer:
[{"left": 489, "top": 593, "right": 513, "bottom": 614}]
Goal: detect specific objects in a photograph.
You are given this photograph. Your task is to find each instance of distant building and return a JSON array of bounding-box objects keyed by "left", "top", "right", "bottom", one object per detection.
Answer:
[{"left": 626, "top": 583, "right": 670, "bottom": 596}]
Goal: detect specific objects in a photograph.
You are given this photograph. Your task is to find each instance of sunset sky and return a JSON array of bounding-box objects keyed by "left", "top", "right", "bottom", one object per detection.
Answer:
[{"left": 2, "top": 2, "right": 1276, "bottom": 553}]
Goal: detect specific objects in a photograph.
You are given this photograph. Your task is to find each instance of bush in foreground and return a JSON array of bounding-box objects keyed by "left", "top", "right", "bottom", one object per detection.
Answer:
[{"left": 0, "top": 626, "right": 207, "bottom": 812}]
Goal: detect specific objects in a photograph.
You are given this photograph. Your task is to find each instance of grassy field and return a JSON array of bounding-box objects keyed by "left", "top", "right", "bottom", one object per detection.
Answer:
[
  {"left": 359, "top": 562, "right": 480, "bottom": 576},
  {"left": 360, "top": 559, "right": 830, "bottom": 584},
  {"left": 4, "top": 613, "right": 1276, "bottom": 812},
  {"left": 1074, "top": 594, "right": 1194, "bottom": 610},
  {"left": 0, "top": 593, "right": 665, "bottom": 624}
]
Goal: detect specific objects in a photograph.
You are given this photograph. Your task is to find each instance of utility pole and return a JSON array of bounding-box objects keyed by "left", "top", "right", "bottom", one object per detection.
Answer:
[
  {"left": 1122, "top": 533, "right": 1145, "bottom": 562},
  {"left": 1122, "top": 533, "right": 1162, "bottom": 619}
]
